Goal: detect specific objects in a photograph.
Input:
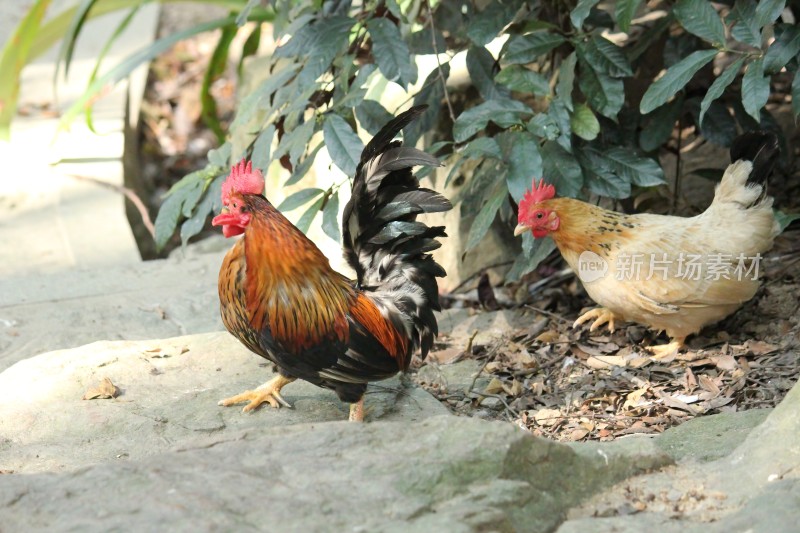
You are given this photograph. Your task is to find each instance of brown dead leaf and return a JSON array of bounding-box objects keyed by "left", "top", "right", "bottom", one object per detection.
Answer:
[
  {"left": 82, "top": 378, "right": 119, "bottom": 400},
  {"left": 711, "top": 355, "right": 737, "bottom": 371},
  {"left": 586, "top": 355, "right": 627, "bottom": 369},
  {"left": 428, "top": 347, "right": 463, "bottom": 364},
  {"left": 533, "top": 408, "right": 562, "bottom": 427},
  {"left": 535, "top": 330, "right": 560, "bottom": 344},
  {"left": 622, "top": 387, "right": 650, "bottom": 410},
  {"left": 569, "top": 427, "right": 590, "bottom": 441},
  {"left": 484, "top": 377, "right": 505, "bottom": 395},
  {"left": 698, "top": 374, "right": 721, "bottom": 396},
  {"left": 502, "top": 379, "right": 524, "bottom": 397}
]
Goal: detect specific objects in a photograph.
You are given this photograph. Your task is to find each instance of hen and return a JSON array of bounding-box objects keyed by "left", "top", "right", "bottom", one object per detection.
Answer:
[
  {"left": 515, "top": 132, "right": 780, "bottom": 356},
  {"left": 211, "top": 106, "right": 451, "bottom": 421}
]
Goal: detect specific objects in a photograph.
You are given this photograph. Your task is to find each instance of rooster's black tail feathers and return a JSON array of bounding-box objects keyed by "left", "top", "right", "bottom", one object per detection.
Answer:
[{"left": 342, "top": 105, "right": 452, "bottom": 360}]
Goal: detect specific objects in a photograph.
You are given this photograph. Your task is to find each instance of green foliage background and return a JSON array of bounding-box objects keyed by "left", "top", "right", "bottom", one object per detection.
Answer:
[{"left": 6, "top": 0, "right": 799, "bottom": 278}]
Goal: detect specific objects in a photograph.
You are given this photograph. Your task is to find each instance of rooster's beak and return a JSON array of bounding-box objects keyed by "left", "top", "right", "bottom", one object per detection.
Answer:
[{"left": 513, "top": 224, "right": 527, "bottom": 237}]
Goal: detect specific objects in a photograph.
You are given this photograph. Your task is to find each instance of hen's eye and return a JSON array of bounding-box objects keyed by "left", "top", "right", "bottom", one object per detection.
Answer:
[
  {"left": 535, "top": 212, "right": 544, "bottom": 219},
  {"left": 233, "top": 202, "right": 238, "bottom": 209}
]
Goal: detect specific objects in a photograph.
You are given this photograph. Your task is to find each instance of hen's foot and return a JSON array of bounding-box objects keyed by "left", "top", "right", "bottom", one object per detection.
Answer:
[
  {"left": 218, "top": 375, "right": 296, "bottom": 413},
  {"left": 647, "top": 338, "right": 685, "bottom": 360},
  {"left": 349, "top": 398, "right": 365, "bottom": 422},
  {"left": 573, "top": 308, "right": 618, "bottom": 333}
]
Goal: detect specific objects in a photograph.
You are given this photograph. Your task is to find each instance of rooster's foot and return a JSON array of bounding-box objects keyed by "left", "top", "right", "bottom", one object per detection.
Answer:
[
  {"left": 349, "top": 398, "right": 365, "bottom": 422},
  {"left": 647, "top": 338, "right": 686, "bottom": 360},
  {"left": 573, "top": 308, "right": 618, "bottom": 333},
  {"left": 218, "top": 374, "right": 296, "bottom": 413}
]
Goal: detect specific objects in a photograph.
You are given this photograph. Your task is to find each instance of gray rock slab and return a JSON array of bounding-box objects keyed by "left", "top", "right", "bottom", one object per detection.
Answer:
[
  {"left": 0, "top": 331, "right": 448, "bottom": 474},
  {"left": 0, "top": 415, "right": 670, "bottom": 532},
  {"left": 0, "top": 250, "right": 226, "bottom": 371},
  {"left": 655, "top": 407, "right": 772, "bottom": 462}
]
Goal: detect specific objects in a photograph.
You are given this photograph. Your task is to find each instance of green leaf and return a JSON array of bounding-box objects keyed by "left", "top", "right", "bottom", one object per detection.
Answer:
[
  {"left": 495, "top": 65, "right": 550, "bottom": 95},
  {"left": 466, "top": 0, "right": 521, "bottom": 46},
  {"left": 792, "top": 71, "right": 800, "bottom": 120},
  {"left": 452, "top": 99, "right": 532, "bottom": 143},
  {"left": 277, "top": 188, "right": 325, "bottom": 213},
  {"left": 236, "top": 0, "right": 261, "bottom": 26},
  {"left": 570, "top": 0, "right": 600, "bottom": 29},
  {"left": 356, "top": 100, "right": 394, "bottom": 136},
  {"left": 181, "top": 179, "right": 206, "bottom": 218},
  {"left": 527, "top": 113, "right": 560, "bottom": 140},
  {"left": 285, "top": 143, "right": 323, "bottom": 187},
  {"left": 507, "top": 236, "right": 556, "bottom": 281},
  {"left": 467, "top": 45, "right": 508, "bottom": 100},
  {"left": 155, "top": 177, "right": 204, "bottom": 251},
  {"left": 640, "top": 49, "right": 717, "bottom": 114},
  {"left": 548, "top": 100, "right": 573, "bottom": 152},
  {"left": 728, "top": 0, "right": 761, "bottom": 48},
  {"left": 82, "top": 5, "right": 141, "bottom": 134},
  {"left": 579, "top": 36, "right": 633, "bottom": 78},
  {"left": 462, "top": 137, "right": 503, "bottom": 160},
  {"left": 501, "top": 32, "right": 565, "bottom": 64},
  {"left": 55, "top": 0, "right": 95, "bottom": 80},
  {"left": 754, "top": 0, "right": 786, "bottom": 28},
  {"left": 201, "top": 23, "right": 236, "bottom": 142},
  {"left": 286, "top": 15, "right": 355, "bottom": 86},
  {"left": 406, "top": 26, "right": 447, "bottom": 55},
  {"left": 615, "top": 0, "right": 643, "bottom": 32},
  {"left": 405, "top": 64, "right": 449, "bottom": 146},
  {"left": 540, "top": 141, "right": 583, "bottom": 197},
  {"left": 556, "top": 52, "right": 577, "bottom": 111},
  {"left": 323, "top": 113, "right": 365, "bottom": 176},
  {"left": 695, "top": 99, "right": 737, "bottom": 146},
  {"left": 570, "top": 103, "right": 600, "bottom": 140},
  {"left": 578, "top": 61, "right": 624, "bottom": 119},
  {"left": 627, "top": 13, "right": 672, "bottom": 62},
  {"left": 497, "top": 131, "right": 543, "bottom": 202},
  {"left": 741, "top": 58, "right": 770, "bottom": 122},
  {"left": 321, "top": 189, "right": 341, "bottom": 242},
  {"left": 578, "top": 149, "right": 631, "bottom": 198},
  {"left": 0, "top": 0, "right": 52, "bottom": 139},
  {"left": 369, "top": 17, "right": 417, "bottom": 87},
  {"left": 295, "top": 197, "right": 325, "bottom": 234},
  {"left": 251, "top": 125, "right": 276, "bottom": 173},
  {"left": 639, "top": 96, "right": 683, "bottom": 152},
  {"left": 208, "top": 142, "right": 232, "bottom": 168},
  {"left": 274, "top": 118, "right": 317, "bottom": 169},
  {"left": 673, "top": 0, "right": 726, "bottom": 45},
  {"left": 466, "top": 185, "right": 507, "bottom": 250},
  {"left": 763, "top": 25, "right": 800, "bottom": 74},
  {"left": 774, "top": 209, "right": 800, "bottom": 233},
  {"left": 603, "top": 147, "right": 666, "bottom": 186},
  {"left": 699, "top": 56, "right": 745, "bottom": 127},
  {"left": 180, "top": 174, "right": 224, "bottom": 246},
  {"left": 230, "top": 64, "right": 299, "bottom": 130}
]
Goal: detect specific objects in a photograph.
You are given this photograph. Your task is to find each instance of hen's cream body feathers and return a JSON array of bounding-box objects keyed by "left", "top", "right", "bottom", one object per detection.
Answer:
[{"left": 554, "top": 159, "right": 778, "bottom": 343}]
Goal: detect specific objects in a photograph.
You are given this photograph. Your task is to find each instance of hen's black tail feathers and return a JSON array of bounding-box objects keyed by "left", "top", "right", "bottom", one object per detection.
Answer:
[
  {"left": 342, "top": 105, "right": 452, "bottom": 360},
  {"left": 730, "top": 130, "right": 780, "bottom": 190}
]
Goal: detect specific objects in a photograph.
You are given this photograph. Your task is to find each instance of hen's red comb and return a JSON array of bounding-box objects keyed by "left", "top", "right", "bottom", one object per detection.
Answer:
[
  {"left": 519, "top": 178, "right": 556, "bottom": 213},
  {"left": 221, "top": 159, "right": 264, "bottom": 203}
]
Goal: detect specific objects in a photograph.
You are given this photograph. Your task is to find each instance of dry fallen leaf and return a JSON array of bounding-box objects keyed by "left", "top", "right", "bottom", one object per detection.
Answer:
[
  {"left": 711, "top": 355, "right": 737, "bottom": 371},
  {"left": 82, "top": 378, "right": 119, "bottom": 400},
  {"left": 533, "top": 408, "right": 562, "bottom": 427},
  {"left": 535, "top": 330, "right": 560, "bottom": 344},
  {"left": 586, "top": 355, "right": 627, "bottom": 369}
]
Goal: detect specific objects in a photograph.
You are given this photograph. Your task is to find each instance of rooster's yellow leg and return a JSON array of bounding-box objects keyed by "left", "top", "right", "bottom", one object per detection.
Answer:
[
  {"left": 573, "top": 308, "right": 617, "bottom": 333},
  {"left": 647, "top": 337, "right": 686, "bottom": 360},
  {"left": 218, "top": 375, "right": 296, "bottom": 413},
  {"left": 349, "top": 398, "right": 365, "bottom": 422}
]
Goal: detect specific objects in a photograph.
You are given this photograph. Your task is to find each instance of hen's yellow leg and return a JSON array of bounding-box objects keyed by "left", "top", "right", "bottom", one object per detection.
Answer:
[
  {"left": 647, "top": 337, "right": 686, "bottom": 360},
  {"left": 218, "top": 374, "right": 296, "bottom": 413},
  {"left": 349, "top": 398, "right": 365, "bottom": 422},
  {"left": 573, "top": 308, "right": 618, "bottom": 333}
]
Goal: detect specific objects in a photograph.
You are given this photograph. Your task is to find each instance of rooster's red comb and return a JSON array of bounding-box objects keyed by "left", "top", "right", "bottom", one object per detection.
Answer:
[
  {"left": 221, "top": 159, "right": 264, "bottom": 203},
  {"left": 519, "top": 178, "right": 556, "bottom": 213}
]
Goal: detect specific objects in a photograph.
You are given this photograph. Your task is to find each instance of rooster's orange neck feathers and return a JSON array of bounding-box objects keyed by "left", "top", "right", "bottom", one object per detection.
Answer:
[{"left": 241, "top": 195, "right": 354, "bottom": 353}]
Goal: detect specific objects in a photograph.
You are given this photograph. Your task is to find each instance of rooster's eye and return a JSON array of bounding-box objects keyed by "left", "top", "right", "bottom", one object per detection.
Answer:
[
  {"left": 233, "top": 202, "right": 238, "bottom": 209},
  {"left": 536, "top": 212, "right": 544, "bottom": 219}
]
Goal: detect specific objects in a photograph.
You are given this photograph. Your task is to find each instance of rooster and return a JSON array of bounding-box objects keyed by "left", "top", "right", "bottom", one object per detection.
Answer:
[
  {"left": 514, "top": 132, "right": 780, "bottom": 356},
  {"left": 211, "top": 106, "right": 451, "bottom": 421}
]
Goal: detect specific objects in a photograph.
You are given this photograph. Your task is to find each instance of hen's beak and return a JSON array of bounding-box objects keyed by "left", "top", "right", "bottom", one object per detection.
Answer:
[{"left": 513, "top": 224, "right": 528, "bottom": 236}]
